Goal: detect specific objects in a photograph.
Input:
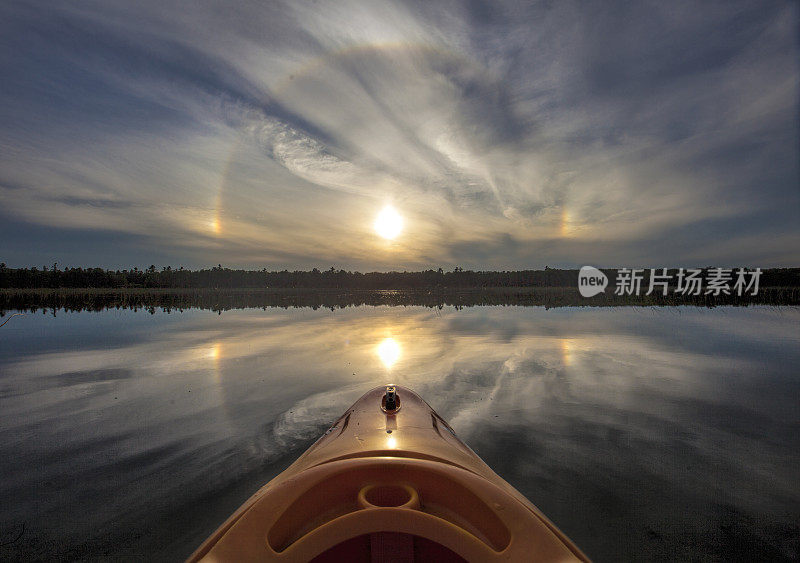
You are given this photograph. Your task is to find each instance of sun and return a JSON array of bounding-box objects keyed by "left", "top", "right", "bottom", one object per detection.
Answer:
[{"left": 374, "top": 205, "right": 403, "bottom": 240}]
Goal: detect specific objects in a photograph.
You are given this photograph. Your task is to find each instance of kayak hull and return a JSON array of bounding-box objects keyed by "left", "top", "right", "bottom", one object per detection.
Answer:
[{"left": 189, "top": 385, "right": 587, "bottom": 562}]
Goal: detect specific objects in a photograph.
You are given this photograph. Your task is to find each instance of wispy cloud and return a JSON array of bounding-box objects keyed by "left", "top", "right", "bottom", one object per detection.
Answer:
[{"left": 0, "top": 0, "right": 797, "bottom": 268}]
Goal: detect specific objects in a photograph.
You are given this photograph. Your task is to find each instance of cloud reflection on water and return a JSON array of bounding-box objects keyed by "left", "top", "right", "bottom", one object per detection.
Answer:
[{"left": 0, "top": 306, "right": 798, "bottom": 559}]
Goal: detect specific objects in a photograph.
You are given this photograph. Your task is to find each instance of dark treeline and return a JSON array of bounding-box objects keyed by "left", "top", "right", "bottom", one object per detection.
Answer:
[
  {"left": 1, "top": 263, "right": 799, "bottom": 290},
  {"left": 0, "top": 263, "right": 593, "bottom": 288},
  {"left": 3, "top": 286, "right": 799, "bottom": 316}
]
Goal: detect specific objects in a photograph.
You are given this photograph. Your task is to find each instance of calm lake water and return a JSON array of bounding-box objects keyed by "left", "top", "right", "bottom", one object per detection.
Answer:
[{"left": 0, "top": 305, "right": 798, "bottom": 561}]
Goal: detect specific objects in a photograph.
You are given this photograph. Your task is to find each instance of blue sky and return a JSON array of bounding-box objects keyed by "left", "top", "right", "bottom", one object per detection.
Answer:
[{"left": 1, "top": 0, "right": 798, "bottom": 270}]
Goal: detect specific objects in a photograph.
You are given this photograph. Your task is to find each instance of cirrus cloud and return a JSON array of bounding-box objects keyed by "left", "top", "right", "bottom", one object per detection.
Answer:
[{"left": 0, "top": 0, "right": 797, "bottom": 269}]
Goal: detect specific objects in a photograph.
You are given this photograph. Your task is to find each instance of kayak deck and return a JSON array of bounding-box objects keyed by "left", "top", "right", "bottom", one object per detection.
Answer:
[{"left": 189, "top": 385, "right": 588, "bottom": 562}]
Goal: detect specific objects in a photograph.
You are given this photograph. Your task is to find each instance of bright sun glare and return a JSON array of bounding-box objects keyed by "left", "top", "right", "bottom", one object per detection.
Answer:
[
  {"left": 374, "top": 205, "right": 403, "bottom": 240},
  {"left": 377, "top": 337, "right": 401, "bottom": 368}
]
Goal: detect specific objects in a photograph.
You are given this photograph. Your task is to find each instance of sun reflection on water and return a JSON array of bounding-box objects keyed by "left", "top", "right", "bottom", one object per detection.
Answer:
[
  {"left": 207, "top": 342, "right": 222, "bottom": 361},
  {"left": 377, "top": 337, "right": 401, "bottom": 368},
  {"left": 560, "top": 339, "right": 572, "bottom": 367}
]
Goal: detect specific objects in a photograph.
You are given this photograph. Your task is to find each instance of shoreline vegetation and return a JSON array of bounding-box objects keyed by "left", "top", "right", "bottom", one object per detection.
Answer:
[
  {"left": 2, "top": 264, "right": 799, "bottom": 290},
  {"left": 1, "top": 265, "right": 798, "bottom": 313}
]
